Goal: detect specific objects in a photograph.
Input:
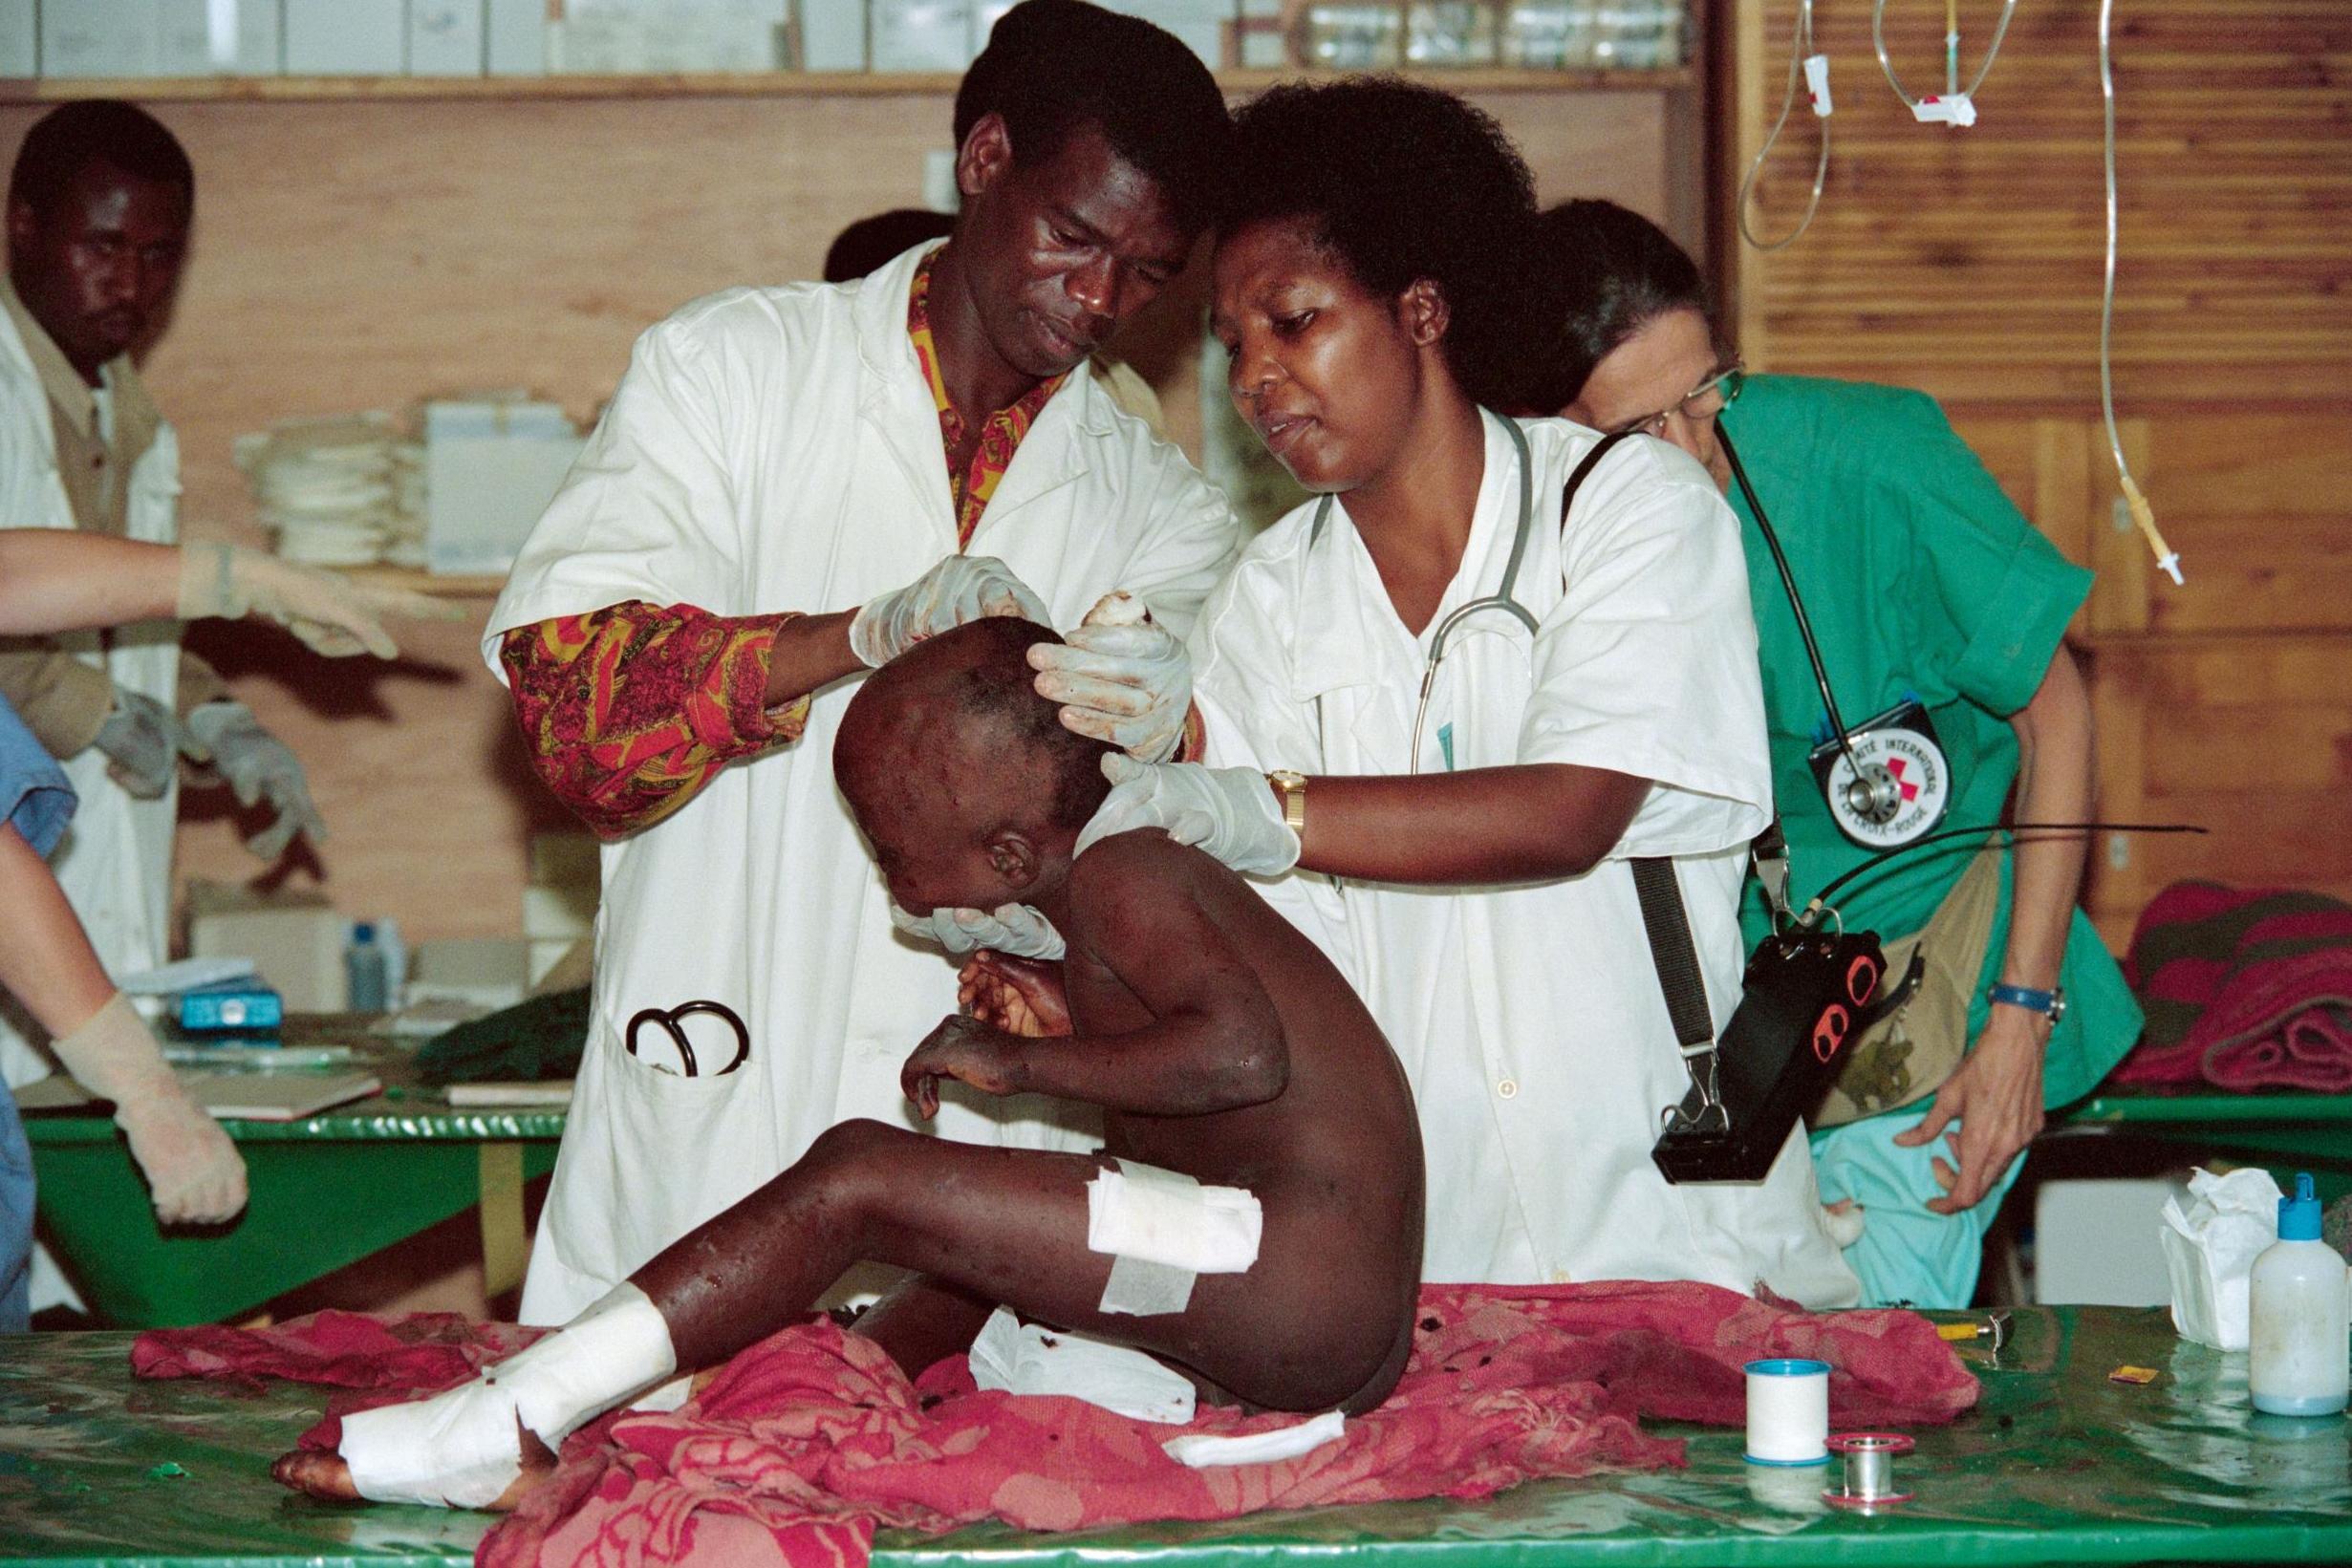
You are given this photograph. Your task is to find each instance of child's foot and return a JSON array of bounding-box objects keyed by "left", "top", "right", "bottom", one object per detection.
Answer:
[{"left": 271, "top": 1391, "right": 556, "bottom": 1510}]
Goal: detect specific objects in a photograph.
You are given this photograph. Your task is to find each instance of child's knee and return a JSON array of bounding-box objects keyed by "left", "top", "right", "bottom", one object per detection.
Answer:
[{"left": 792, "top": 1119, "right": 906, "bottom": 1211}]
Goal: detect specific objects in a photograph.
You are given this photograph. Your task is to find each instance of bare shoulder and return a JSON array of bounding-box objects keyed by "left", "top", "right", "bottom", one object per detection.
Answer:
[{"left": 1067, "top": 830, "right": 1255, "bottom": 934}]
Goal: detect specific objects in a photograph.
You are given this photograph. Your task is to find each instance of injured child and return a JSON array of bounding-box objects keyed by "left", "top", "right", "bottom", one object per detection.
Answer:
[{"left": 273, "top": 615, "right": 1425, "bottom": 1510}]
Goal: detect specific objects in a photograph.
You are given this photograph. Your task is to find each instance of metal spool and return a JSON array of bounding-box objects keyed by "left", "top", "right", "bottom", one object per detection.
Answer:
[{"left": 1823, "top": 1431, "right": 1916, "bottom": 1509}]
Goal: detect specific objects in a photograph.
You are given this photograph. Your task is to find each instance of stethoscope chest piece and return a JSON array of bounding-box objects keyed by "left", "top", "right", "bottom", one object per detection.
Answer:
[
  {"left": 1806, "top": 698, "right": 1952, "bottom": 849},
  {"left": 625, "top": 999, "right": 752, "bottom": 1078}
]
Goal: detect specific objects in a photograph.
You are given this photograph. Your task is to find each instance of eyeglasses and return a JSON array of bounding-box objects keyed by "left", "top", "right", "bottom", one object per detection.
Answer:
[{"left": 1608, "top": 361, "right": 1745, "bottom": 440}]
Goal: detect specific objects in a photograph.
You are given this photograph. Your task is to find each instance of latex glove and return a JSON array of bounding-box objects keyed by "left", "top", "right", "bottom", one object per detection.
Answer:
[
  {"left": 848, "top": 555, "right": 1048, "bottom": 667},
  {"left": 890, "top": 900, "right": 1067, "bottom": 961},
  {"left": 185, "top": 701, "right": 327, "bottom": 861},
  {"left": 1028, "top": 591, "right": 1193, "bottom": 762},
  {"left": 177, "top": 543, "right": 465, "bottom": 659},
  {"left": 50, "top": 992, "right": 247, "bottom": 1224},
  {"left": 93, "top": 687, "right": 198, "bottom": 799},
  {"left": 1076, "top": 755, "right": 1300, "bottom": 876}
]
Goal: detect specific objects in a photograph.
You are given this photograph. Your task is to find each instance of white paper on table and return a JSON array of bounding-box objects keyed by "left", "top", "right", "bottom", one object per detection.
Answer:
[
  {"left": 2160, "top": 1166, "right": 2283, "bottom": 1350},
  {"left": 1163, "top": 1410, "right": 1347, "bottom": 1469},
  {"left": 967, "top": 1307, "right": 1198, "bottom": 1425}
]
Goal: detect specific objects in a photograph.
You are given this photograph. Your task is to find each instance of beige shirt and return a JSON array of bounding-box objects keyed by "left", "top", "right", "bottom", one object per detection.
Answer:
[{"left": 0, "top": 275, "right": 220, "bottom": 757}]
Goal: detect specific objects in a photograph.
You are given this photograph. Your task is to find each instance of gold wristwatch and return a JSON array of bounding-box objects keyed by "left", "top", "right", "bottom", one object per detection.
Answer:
[{"left": 1267, "top": 769, "right": 1308, "bottom": 840}]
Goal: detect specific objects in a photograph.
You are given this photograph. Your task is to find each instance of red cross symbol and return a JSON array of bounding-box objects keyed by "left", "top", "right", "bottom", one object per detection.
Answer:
[{"left": 1886, "top": 758, "right": 1921, "bottom": 803}]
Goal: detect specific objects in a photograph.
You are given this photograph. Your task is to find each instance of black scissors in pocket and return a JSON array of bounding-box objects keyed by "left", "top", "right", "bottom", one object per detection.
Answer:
[{"left": 625, "top": 1000, "right": 751, "bottom": 1078}]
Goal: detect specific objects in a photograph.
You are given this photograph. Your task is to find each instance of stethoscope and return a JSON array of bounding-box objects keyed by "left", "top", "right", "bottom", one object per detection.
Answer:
[
  {"left": 1304, "top": 412, "right": 1911, "bottom": 832},
  {"left": 1309, "top": 416, "right": 1539, "bottom": 776},
  {"left": 1716, "top": 424, "right": 1920, "bottom": 836}
]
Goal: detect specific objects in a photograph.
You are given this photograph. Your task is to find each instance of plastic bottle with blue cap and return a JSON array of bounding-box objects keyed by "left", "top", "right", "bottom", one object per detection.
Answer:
[{"left": 2249, "top": 1172, "right": 2349, "bottom": 1417}]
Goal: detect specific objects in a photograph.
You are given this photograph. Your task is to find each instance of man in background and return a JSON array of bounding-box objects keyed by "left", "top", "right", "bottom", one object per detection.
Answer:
[{"left": 0, "top": 104, "right": 325, "bottom": 1110}]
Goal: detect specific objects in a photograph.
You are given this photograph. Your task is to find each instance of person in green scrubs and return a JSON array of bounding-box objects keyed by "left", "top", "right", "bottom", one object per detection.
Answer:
[{"left": 1521, "top": 200, "right": 2141, "bottom": 1307}]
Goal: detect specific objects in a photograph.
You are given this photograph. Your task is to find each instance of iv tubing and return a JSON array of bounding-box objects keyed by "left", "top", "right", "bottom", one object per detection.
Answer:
[
  {"left": 1872, "top": 0, "right": 2018, "bottom": 110},
  {"left": 1737, "top": 0, "right": 1829, "bottom": 251},
  {"left": 2098, "top": 0, "right": 2182, "bottom": 584}
]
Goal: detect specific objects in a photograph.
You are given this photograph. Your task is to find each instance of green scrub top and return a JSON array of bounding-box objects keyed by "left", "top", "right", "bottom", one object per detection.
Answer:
[{"left": 1721, "top": 375, "right": 2142, "bottom": 1108}]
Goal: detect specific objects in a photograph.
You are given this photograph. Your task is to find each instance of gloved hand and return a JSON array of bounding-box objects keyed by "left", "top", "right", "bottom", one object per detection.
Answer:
[
  {"left": 185, "top": 701, "right": 327, "bottom": 861},
  {"left": 1075, "top": 755, "right": 1300, "bottom": 876},
  {"left": 890, "top": 900, "right": 1067, "bottom": 960},
  {"left": 50, "top": 992, "right": 247, "bottom": 1225},
  {"left": 1028, "top": 590, "right": 1193, "bottom": 762},
  {"left": 177, "top": 543, "right": 465, "bottom": 659},
  {"left": 848, "top": 555, "right": 1048, "bottom": 668},
  {"left": 93, "top": 687, "right": 199, "bottom": 800}
]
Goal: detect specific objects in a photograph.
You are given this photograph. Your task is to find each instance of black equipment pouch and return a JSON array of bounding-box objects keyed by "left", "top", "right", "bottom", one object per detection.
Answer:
[{"left": 1552, "top": 431, "right": 1915, "bottom": 1186}]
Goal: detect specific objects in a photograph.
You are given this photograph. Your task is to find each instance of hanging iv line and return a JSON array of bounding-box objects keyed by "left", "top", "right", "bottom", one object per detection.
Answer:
[
  {"left": 1737, "top": 0, "right": 1832, "bottom": 251},
  {"left": 1872, "top": 0, "right": 2018, "bottom": 126},
  {"left": 2099, "top": 0, "right": 2181, "bottom": 585}
]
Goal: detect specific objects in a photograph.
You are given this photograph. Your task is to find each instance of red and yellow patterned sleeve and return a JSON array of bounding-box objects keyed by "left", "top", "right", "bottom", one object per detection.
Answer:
[{"left": 500, "top": 601, "right": 812, "bottom": 840}]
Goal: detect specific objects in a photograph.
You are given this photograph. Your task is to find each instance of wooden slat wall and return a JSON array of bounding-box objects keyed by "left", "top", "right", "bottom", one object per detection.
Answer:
[
  {"left": 1731, "top": 0, "right": 2352, "bottom": 401},
  {"left": 0, "top": 87, "right": 1694, "bottom": 944},
  {"left": 1724, "top": 0, "right": 2352, "bottom": 943}
]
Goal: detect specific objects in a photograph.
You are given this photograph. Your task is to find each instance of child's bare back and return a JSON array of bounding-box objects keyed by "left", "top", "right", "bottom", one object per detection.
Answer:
[{"left": 931, "top": 825, "right": 1423, "bottom": 1409}]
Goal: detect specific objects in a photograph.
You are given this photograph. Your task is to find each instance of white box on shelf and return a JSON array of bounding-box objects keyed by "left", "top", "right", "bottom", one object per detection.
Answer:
[
  {"left": 555, "top": 0, "right": 786, "bottom": 73},
  {"left": 153, "top": 0, "right": 281, "bottom": 75},
  {"left": 411, "top": 0, "right": 486, "bottom": 75},
  {"left": 285, "top": 0, "right": 407, "bottom": 75},
  {"left": 41, "top": 0, "right": 162, "bottom": 77},
  {"left": 0, "top": 0, "right": 33, "bottom": 77},
  {"left": 2034, "top": 1175, "right": 2194, "bottom": 1307},
  {"left": 871, "top": 0, "right": 971, "bottom": 71},
  {"left": 424, "top": 398, "right": 584, "bottom": 576},
  {"left": 1236, "top": 0, "right": 1284, "bottom": 67},
  {"left": 487, "top": 0, "right": 549, "bottom": 73},
  {"left": 797, "top": 0, "right": 865, "bottom": 70}
]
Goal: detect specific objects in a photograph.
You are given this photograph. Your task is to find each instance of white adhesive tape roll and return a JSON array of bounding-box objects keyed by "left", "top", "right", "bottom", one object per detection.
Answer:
[{"left": 1744, "top": 1358, "right": 1831, "bottom": 1466}]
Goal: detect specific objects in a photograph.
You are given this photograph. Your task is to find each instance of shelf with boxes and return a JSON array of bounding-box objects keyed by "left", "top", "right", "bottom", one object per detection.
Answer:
[
  {"left": 3, "top": 0, "right": 1694, "bottom": 96},
  {"left": 0, "top": 65, "right": 1693, "bottom": 103}
]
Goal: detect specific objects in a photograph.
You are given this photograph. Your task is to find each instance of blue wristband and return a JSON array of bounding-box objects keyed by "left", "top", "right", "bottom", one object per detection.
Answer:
[{"left": 1989, "top": 981, "right": 2066, "bottom": 1023}]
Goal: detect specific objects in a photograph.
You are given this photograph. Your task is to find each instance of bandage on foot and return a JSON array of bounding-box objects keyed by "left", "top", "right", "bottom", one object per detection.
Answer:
[
  {"left": 325, "top": 1283, "right": 677, "bottom": 1509},
  {"left": 272, "top": 1420, "right": 554, "bottom": 1511}
]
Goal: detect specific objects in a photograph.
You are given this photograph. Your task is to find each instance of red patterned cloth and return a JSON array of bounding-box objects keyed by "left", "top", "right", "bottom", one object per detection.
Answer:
[
  {"left": 2115, "top": 880, "right": 2352, "bottom": 1092},
  {"left": 500, "top": 602, "right": 809, "bottom": 840},
  {"left": 134, "top": 1281, "right": 1974, "bottom": 1568},
  {"left": 906, "top": 252, "right": 1065, "bottom": 549}
]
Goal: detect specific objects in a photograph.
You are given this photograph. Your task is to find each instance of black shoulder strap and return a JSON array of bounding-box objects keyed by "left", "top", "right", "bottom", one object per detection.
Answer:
[
  {"left": 1560, "top": 430, "right": 1725, "bottom": 1128},
  {"left": 1560, "top": 429, "right": 1636, "bottom": 529}
]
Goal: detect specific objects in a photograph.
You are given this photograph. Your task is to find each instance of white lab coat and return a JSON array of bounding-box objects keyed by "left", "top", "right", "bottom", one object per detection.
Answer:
[
  {"left": 0, "top": 306, "right": 183, "bottom": 1089},
  {"left": 486, "top": 245, "right": 1241, "bottom": 1323},
  {"left": 1190, "top": 412, "right": 1860, "bottom": 1308}
]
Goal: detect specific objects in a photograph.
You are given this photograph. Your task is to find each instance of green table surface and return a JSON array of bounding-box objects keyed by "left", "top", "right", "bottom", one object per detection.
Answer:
[
  {"left": 2062, "top": 1085, "right": 2352, "bottom": 1127},
  {"left": 2, "top": 1307, "right": 2347, "bottom": 1568},
  {"left": 22, "top": 1033, "right": 560, "bottom": 1327}
]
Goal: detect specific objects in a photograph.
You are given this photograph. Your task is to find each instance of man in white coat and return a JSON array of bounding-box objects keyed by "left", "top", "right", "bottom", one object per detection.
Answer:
[
  {"left": 0, "top": 106, "right": 317, "bottom": 1204},
  {"left": 487, "top": 0, "right": 1241, "bottom": 1331}
]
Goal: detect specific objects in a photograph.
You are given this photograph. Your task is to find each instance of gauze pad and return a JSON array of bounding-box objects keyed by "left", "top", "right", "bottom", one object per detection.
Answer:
[{"left": 1087, "top": 1159, "right": 1261, "bottom": 1315}]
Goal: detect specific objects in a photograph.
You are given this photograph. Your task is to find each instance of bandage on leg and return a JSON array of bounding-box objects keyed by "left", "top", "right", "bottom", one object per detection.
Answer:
[
  {"left": 1086, "top": 1159, "right": 1262, "bottom": 1317},
  {"left": 339, "top": 1282, "right": 678, "bottom": 1508}
]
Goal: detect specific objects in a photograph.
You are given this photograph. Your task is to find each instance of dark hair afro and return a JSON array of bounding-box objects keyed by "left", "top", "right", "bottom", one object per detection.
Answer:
[
  {"left": 10, "top": 100, "right": 193, "bottom": 221},
  {"left": 1520, "top": 199, "right": 1712, "bottom": 414},
  {"left": 1227, "top": 76, "right": 1538, "bottom": 409},
  {"left": 956, "top": 0, "right": 1232, "bottom": 238},
  {"left": 824, "top": 207, "right": 956, "bottom": 283}
]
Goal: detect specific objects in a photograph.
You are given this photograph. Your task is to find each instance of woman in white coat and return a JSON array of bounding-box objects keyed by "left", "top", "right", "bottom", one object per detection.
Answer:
[{"left": 1083, "top": 80, "right": 1859, "bottom": 1306}]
